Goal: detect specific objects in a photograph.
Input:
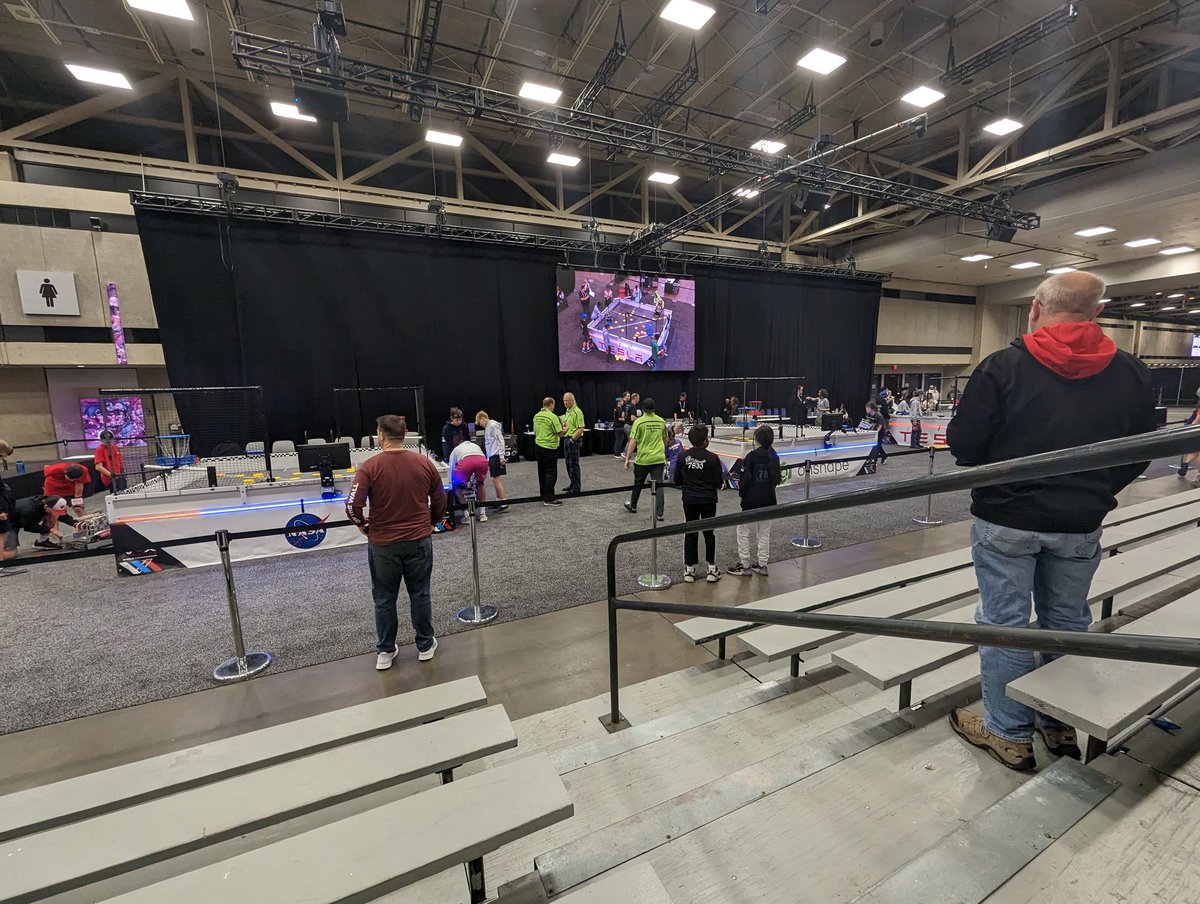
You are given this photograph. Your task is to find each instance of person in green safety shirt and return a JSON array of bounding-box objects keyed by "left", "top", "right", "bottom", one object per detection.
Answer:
[
  {"left": 560, "top": 391, "right": 586, "bottom": 495},
  {"left": 623, "top": 397, "right": 667, "bottom": 521},
  {"left": 533, "top": 396, "right": 566, "bottom": 506}
]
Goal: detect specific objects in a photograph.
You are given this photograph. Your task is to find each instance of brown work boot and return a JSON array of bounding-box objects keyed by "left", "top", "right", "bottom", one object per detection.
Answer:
[
  {"left": 949, "top": 708, "right": 1036, "bottom": 771},
  {"left": 1037, "top": 723, "right": 1082, "bottom": 759}
]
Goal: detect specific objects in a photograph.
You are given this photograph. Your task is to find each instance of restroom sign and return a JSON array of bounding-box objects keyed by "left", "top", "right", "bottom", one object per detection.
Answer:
[{"left": 17, "top": 270, "right": 80, "bottom": 316}]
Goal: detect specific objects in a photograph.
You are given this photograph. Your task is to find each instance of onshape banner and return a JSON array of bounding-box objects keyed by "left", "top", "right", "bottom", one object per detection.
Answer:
[{"left": 17, "top": 270, "right": 81, "bottom": 316}]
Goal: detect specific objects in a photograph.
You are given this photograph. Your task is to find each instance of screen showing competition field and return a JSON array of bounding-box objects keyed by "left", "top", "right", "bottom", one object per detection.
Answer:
[{"left": 556, "top": 268, "right": 696, "bottom": 372}]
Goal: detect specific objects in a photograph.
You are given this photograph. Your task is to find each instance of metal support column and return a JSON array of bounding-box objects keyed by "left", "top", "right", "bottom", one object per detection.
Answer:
[{"left": 789, "top": 654, "right": 800, "bottom": 678}]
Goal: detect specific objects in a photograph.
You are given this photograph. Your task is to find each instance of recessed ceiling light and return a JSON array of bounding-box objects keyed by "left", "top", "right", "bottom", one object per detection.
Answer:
[
  {"left": 648, "top": 171, "right": 679, "bottom": 184},
  {"left": 1046, "top": 266, "right": 1076, "bottom": 275},
  {"left": 733, "top": 188, "right": 760, "bottom": 198},
  {"left": 1160, "top": 245, "right": 1196, "bottom": 255},
  {"left": 1168, "top": 293, "right": 1185, "bottom": 299},
  {"left": 983, "top": 117, "right": 1023, "bottom": 136},
  {"left": 1162, "top": 306, "right": 1177, "bottom": 312},
  {"left": 1010, "top": 261, "right": 1039, "bottom": 270},
  {"left": 270, "top": 101, "right": 316, "bottom": 122},
  {"left": 1190, "top": 310, "right": 1200, "bottom": 315},
  {"left": 900, "top": 85, "right": 945, "bottom": 108},
  {"left": 425, "top": 129, "right": 463, "bottom": 147},
  {"left": 128, "top": 0, "right": 193, "bottom": 20},
  {"left": 660, "top": 0, "right": 715, "bottom": 29},
  {"left": 547, "top": 152, "right": 581, "bottom": 167},
  {"left": 518, "top": 82, "right": 562, "bottom": 104},
  {"left": 1074, "top": 226, "right": 1115, "bottom": 237},
  {"left": 796, "top": 48, "right": 846, "bottom": 75},
  {"left": 1129, "top": 302, "right": 1146, "bottom": 308},
  {"left": 961, "top": 254, "right": 994, "bottom": 262},
  {"left": 66, "top": 64, "right": 132, "bottom": 90},
  {"left": 750, "top": 139, "right": 786, "bottom": 155},
  {"left": 1124, "top": 238, "right": 1161, "bottom": 248}
]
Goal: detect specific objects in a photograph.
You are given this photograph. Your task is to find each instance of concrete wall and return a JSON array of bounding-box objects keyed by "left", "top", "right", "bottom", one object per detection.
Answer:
[{"left": 875, "top": 278, "right": 977, "bottom": 369}]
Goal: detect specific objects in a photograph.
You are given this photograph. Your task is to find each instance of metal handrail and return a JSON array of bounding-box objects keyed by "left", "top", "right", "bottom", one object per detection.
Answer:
[{"left": 604, "top": 425, "right": 1200, "bottom": 726}]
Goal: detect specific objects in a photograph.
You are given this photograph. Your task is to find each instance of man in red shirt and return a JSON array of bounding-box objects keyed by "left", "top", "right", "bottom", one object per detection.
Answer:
[
  {"left": 346, "top": 414, "right": 447, "bottom": 670},
  {"left": 42, "top": 462, "right": 90, "bottom": 515},
  {"left": 93, "top": 430, "right": 126, "bottom": 492}
]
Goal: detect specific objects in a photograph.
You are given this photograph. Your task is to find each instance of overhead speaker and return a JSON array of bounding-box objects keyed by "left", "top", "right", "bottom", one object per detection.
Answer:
[
  {"left": 870, "top": 21, "right": 885, "bottom": 47},
  {"left": 293, "top": 85, "right": 350, "bottom": 124},
  {"left": 987, "top": 221, "right": 1018, "bottom": 243},
  {"left": 797, "top": 190, "right": 831, "bottom": 213}
]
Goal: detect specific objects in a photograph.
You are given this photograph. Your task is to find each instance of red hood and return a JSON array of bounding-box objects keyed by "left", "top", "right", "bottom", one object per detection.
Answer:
[{"left": 1022, "top": 321, "right": 1117, "bottom": 379}]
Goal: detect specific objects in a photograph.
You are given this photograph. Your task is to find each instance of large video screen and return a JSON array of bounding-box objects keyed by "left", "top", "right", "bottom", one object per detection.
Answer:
[
  {"left": 556, "top": 268, "right": 696, "bottom": 372},
  {"left": 80, "top": 397, "right": 147, "bottom": 448}
]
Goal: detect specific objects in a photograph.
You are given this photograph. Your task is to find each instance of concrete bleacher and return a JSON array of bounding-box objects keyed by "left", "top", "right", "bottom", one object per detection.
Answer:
[{"left": 0, "top": 676, "right": 573, "bottom": 903}]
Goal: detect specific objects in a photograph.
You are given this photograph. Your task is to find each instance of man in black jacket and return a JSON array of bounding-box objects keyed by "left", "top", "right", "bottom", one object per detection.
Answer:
[
  {"left": 440, "top": 408, "right": 471, "bottom": 462},
  {"left": 947, "top": 272, "right": 1156, "bottom": 771}
]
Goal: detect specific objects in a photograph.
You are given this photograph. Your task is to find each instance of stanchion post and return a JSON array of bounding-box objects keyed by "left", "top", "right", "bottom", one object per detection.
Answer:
[
  {"left": 212, "top": 529, "right": 273, "bottom": 682},
  {"left": 912, "top": 446, "right": 944, "bottom": 526},
  {"left": 636, "top": 478, "right": 671, "bottom": 590},
  {"left": 457, "top": 477, "right": 498, "bottom": 625},
  {"left": 790, "top": 460, "right": 822, "bottom": 550}
]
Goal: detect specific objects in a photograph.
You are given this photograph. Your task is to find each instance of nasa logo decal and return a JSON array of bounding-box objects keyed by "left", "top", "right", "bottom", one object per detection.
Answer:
[{"left": 285, "top": 512, "right": 328, "bottom": 549}]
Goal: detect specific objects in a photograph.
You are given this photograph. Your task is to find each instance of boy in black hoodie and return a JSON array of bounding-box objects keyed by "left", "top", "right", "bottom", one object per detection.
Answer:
[
  {"left": 728, "top": 425, "right": 781, "bottom": 577},
  {"left": 674, "top": 425, "right": 724, "bottom": 583}
]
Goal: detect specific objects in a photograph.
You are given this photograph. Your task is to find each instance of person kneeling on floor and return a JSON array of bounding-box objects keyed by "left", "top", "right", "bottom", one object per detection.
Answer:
[
  {"left": 12, "top": 495, "right": 75, "bottom": 552},
  {"left": 675, "top": 425, "right": 723, "bottom": 583}
]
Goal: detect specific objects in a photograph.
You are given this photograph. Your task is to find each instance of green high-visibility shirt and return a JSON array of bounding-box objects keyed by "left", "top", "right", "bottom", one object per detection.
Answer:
[
  {"left": 563, "top": 405, "right": 585, "bottom": 438},
  {"left": 533, "top": 408, "right": 563, "bottom": 449},
  {"left": 629, "top": 412, "right": 667, "bottom": 465}
]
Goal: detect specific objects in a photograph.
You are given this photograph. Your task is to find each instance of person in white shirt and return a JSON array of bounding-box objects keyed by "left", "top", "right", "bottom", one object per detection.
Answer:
[
  {"left": 929, "top": 385, "right": 941, "bottom": 411},
  {"left": 473, "top": 411, "right": 510, "bottom": 515},
  {"left": 448, "top": 435, "right": 490, "bottom": 523}
]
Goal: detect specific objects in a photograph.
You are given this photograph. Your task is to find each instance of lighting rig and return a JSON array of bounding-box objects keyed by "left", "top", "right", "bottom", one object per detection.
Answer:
[
  {"left": 408, "top": 0, "right": 445, "bottom": 122},
  {"left": 941, "top": 3, "right": 1079, "bottom": 87},
  {"left": 550, "top": 11, "right": 627, "bottom": 150}
]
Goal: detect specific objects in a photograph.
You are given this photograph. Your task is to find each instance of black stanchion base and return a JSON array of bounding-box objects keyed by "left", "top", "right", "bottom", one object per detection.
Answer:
[
  {"left": 599, "top": 712, "right": 631, "bottom": 734},
  {"left": 213, "top": 651, "right": 273, "bottom": 683},
  {"left": 456, "top": 604, "right": 499, "bottom": 625}
]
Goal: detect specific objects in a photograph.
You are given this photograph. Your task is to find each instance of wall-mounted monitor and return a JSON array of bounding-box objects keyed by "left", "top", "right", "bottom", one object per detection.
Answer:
[{"left": 556, "top": 268, "right": 696, "bottom": 372}]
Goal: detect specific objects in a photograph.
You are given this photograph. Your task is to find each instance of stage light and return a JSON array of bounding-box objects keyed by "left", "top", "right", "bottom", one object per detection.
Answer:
[
  {"left": 1162, "top": 306, "right": 1177, "bottom": 312},
  {"left": 1168, "top": 293, "right": 1185, "bottom": 299},
  {"left": 796, "top": 48, "right": 846, "bottom": 75},
  {"left": 750, "top": 139, "right": 786, "bottom": 155},
  {"left": 425, "top": 129, "right": 463, "bottom": 147},
  {"left": 271, "top": 101, "right": 317, "bottom": 122},
  {"left": 66, "top": 64, "right": 132, "bottom": 90},
  {"left": 983, "top": 117, "right": 1023, "bottom": 136},
  {"left": 648, "top": 171, "right": 679, "bottom": 184},
  {"left": 519, "top": 82, "right": 562, "bottom": 104},
  {"left": 1047, "top": 266, "right": 1076, "bottom": 274},
  {"left": 1124, "top": 238, "right": 1161, "bottom": 248},
  {"left": 1190, "top": 310, "right": 1200, "bottom": 314},
  {"left": 733, "top": 188, "right": 760, "bottom": 198},
  {"left": 1130, "top": 302, "right": 1146, "bottom": 308},
  {"left": 1161, "top": 245, "right": 1196, "bottom": 255},
  {"left": 660, "top": 0, "right": 715, "bottom": 30},
  {"left": 961, "top": 253, "right": 993, "bottom": 262},
  {"left": 128, "top": 0, "right": 193, "bottom": 20},
  {"left": 1074, "top": 225, "right": 1115, "bottom": 237},
  {"left": 900, "top": 85, "right": 944, "bottom": 108},
  {"left": 547, "top": 152, "right": 581, "bottom": 167},
  {"left": 1010, "top": 261, "right": 1039, "bottom": 270}
]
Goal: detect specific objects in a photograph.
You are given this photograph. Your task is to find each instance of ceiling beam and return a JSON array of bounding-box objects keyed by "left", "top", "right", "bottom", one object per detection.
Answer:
[
  {"left": 345, "top": 140, "right": 426, "bottom": 186},
  {"left": 464, "top": 132, "right": 557, "bottom": 211},
  {"left": 565, "top": 164, "right": 640, "bottom": 215},
  {"left": 177, "top": 77, "right": 197, "bottom": 165},
  {"left": 0, "top": 71, "right": 174, "bottom": 142}
]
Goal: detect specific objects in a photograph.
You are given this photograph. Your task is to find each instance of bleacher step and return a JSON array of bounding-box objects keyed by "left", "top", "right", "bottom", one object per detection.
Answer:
[
  {"left": 550, "top": 676, "right": 806, "bottom": 774},
  {"left": 555, "top": 861, "right": 675, "bottom": 903},
  {"left": 850, "top": 758, "right": 1118, "bottom": 904},
  {"left": 533, "top": 709, "right": 910, "bottom": 896}
]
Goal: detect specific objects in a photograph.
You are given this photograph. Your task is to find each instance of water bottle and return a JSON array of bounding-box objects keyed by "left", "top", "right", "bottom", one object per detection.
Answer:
[{"left": 15, "top": 460, "right": 25, "bottom": 475}]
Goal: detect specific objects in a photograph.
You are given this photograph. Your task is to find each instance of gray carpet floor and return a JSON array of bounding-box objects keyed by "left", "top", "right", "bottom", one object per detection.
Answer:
[{"left": 2, "top": 449, "right": 982, "bottom": 734}]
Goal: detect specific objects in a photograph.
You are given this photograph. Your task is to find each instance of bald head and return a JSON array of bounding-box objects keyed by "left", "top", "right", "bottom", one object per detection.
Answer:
[{"left": 1029, "top": 271, "right": 1106, "bottom": 332}]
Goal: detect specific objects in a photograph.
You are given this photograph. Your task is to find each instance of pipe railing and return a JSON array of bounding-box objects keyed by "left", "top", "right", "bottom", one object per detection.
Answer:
[{"left": 603, "top": 425, "right": 1200, "bottom": 728}]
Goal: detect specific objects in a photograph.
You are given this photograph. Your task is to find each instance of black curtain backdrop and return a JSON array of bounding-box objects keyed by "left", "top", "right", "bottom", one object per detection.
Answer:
[{"left": 135, "top": 209, "right": 881, "bottom": 447}]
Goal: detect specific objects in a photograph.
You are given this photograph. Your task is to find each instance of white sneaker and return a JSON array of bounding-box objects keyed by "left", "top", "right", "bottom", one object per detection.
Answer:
[
  {"left": 478, "top": 511, "right": 488, "bottom": 523},
  {"left": 418, "top": 637, "right": 439, "bottom": 662},
  {"left": 683, "top": 565, "right": 696, "bottom": 583},
  {"left": 752, "top": 564, "right": 769, "bottom": 576},
  {"left": 375, "top": 647, "right": 398, "bottom": 670},
  {"left": 706, "top": 565, "right": 721, "bottom": 583}
]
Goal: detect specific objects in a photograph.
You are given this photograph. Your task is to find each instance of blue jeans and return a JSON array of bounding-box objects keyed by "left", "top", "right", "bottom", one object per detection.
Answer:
[
  {"left": 971, "top": 517, "right": 1100, "bottom": 743},
  {"left": 368, "top": 536, "right": 435, "bottom": 654},
  {"left": 563, "top": 437, "right": 581, "bottom": 493}
]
